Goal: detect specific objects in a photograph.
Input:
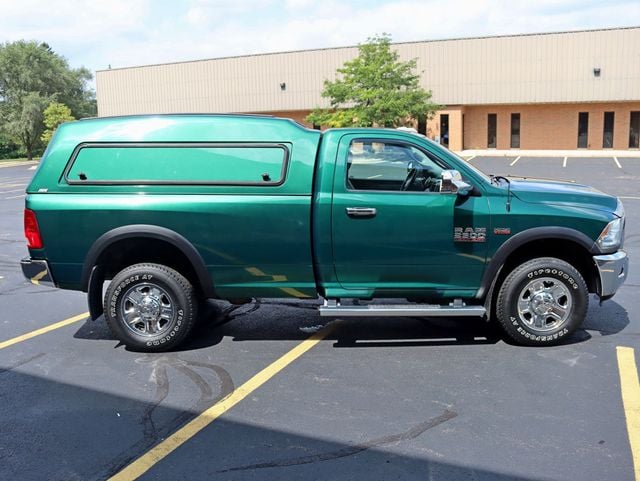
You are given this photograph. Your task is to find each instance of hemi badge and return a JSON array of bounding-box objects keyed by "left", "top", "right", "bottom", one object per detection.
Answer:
[{"left": 494, "top": 227, "right": 511, "bottom": 235}]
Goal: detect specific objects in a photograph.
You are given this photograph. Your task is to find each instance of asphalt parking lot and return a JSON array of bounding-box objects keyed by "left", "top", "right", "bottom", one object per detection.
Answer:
[{"left": 1, "top": 156, "right": 639, "bottom": 481}]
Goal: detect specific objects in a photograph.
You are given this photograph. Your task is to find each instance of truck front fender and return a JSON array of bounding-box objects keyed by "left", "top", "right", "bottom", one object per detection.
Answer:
[{"left": 477, "top": 226, "right": 598, "bottom": 300}]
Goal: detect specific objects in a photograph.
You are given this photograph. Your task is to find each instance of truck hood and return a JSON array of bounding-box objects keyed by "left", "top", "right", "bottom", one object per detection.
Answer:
[{"left": 508, "top": 178, "right": 619, "bottom": 213}]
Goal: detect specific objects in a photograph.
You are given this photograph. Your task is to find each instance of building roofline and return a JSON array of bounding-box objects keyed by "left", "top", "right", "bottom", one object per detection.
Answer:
[
  {"left": 79, "top": 112, "right": 277, "bottom": 121},
  {"left": 96, "top": 25, "right": 640, "bottom": 73}
]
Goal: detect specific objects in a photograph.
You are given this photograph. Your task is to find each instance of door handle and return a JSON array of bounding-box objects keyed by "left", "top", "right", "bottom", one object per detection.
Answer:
[{"left": 346, "top": 207, "right": 377, "bottom": 218}]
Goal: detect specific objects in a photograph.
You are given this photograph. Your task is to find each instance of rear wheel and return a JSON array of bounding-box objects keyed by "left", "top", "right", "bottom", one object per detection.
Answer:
[
  {"left": 104, "top": 263, "right": 197, "bottom": 352},
  {"left": 496, "top": 257, "right": 588, "bottom": 346}
]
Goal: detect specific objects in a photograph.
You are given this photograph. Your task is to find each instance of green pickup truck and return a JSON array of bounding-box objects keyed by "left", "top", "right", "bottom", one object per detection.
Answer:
[{"left": 21, "top": 114, "right": 628, "bottom": 351}]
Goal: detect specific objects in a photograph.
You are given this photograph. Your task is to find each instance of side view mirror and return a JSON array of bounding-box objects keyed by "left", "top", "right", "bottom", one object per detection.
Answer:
[{"left": 440, "top": 169, "right": 472, "bottom": 196}]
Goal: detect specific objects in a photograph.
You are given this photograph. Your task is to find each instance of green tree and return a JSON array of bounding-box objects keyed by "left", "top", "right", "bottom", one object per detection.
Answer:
[
  {"left": 3, "top": 92, "right": 49, "bottom": 160},
  {"left": 0, "top": 130, "right": 21, "bottom": 158},
  {"left": 0, "top": 40, "right": 96, "bottom": 159},
  {"left": 307, "top": 34, "right": 440, "bottom": 128},
  {"left": 41, "top": 102, "right": 75, "bottom": 144}
]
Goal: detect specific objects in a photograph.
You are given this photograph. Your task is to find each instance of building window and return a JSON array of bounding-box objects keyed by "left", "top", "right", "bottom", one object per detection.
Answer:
[
  {"left": 603, "top": 112, "right": 614, "bottom": 148},
  {"left": 417, "top": 116, "right": 427, "bottom": 135},
  {"left": 630, "top": 112, "right": 640, "bottom": 149},
  {"left": 577, "top": 112, "right": 589, "bottom": 148},
  {"left": 487, "top": 113, "right": 497, "bottom": 148},
  {"left": 510, "top": 113, "right": 520, "bottom": 148},
  {"left": 440, "top": 114, "right": 449, "bottom": 148},
  {"left": 462, "top": 114, "right": 465, "bottom": 149}
]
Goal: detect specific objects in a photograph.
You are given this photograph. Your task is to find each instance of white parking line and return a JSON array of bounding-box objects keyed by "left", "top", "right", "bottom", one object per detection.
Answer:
[
  {"left": 620, "top": 196, "right": 640, "bottom": 200},
  {"left": 563, "top": 157, "right": 568, "bottom": 168},
  {"left": 0, "top": 189, "right": 25, "bottom": 195},
  {"left": 509, "top": 156, "right": 521, "bottom": 166},
  {"left": 0, "top": 182, "right": 28, "bottom": 188},
  {"left": 614, "top": 157, "right": 622, "bottom": 168},
  {"left": 5, "top": 194, "right": 26, "bottom": 200},
  {"left": 466, "top": 155, "right": 476, "bottom": 162}
]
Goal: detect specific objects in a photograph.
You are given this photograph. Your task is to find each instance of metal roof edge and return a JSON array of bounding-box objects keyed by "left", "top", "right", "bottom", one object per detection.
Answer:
[{"left": 95, "top": 26, "right": 640, "bottom": 73}]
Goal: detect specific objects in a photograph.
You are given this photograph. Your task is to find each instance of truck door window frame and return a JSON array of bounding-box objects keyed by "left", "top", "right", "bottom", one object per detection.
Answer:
[{"left": 345, "top": 138, "right": 452, "bottom": 194}]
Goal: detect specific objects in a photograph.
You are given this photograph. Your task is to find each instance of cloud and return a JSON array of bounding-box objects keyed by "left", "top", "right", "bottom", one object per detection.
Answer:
[
  {"left": 0, "top": 1, "right": 149, "bottom": 42},
  {"left": 285, "top": 0, "right": 316, "bottom": 9},
  {"left": 1, "top": 0, "right": 639, "bottom": 86}
]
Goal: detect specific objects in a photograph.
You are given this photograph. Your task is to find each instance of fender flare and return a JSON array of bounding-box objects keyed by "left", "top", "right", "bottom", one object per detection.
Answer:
[
  {"left": 81, "top": 225, "right": 215, "bottom": 297},
  {"left": 477, "top": 226, "right": 598, "bottom": 300}
]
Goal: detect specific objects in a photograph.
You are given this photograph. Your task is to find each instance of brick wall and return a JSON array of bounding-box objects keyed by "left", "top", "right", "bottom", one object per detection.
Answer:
[
  {"left": 460, "top": 102, "right": 640, "bottom": 150},
  {"left": 257, "top": 103, "right": 640, "bottom": 151},
  {"left": 426, "top": 108, "right": 465, "bottom": 151}
]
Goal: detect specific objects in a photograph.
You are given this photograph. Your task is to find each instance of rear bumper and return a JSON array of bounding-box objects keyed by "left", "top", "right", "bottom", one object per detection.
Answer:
[
  {"left": 21, "top": 257, "right": 56, "bottom": 287},
  {"left": 593, "top": 250, "right": 628, "bottom": 299}
]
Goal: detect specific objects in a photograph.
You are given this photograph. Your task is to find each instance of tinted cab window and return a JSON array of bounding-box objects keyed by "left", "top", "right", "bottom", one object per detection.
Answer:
[{"left": 347, "top": 140, "right": 445, "bottom": 192}]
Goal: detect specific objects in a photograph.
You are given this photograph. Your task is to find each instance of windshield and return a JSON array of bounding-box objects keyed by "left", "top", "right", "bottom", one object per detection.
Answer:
[
  {"left": 416, "top": 136, "right": 492, "bottom": 184},
  {"left": 447, "top": 150, "right": 492, "bottom": 183}
]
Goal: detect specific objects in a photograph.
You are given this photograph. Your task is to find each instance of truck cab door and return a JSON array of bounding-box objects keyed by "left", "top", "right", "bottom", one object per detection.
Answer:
[{"left": 330, "top": 134, "right": 490, "bottom": 298}]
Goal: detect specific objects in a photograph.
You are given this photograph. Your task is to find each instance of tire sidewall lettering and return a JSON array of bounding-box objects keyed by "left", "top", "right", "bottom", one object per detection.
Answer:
[
  {"left": 106, "top": 268, "right": 191, "bottom": 349},
  {"left": 512, "top": 317, "right": 569, "bottom": 342},
  {"left": 143, "top": 303, "right": 186, "bottom": 347},
  {"left": 526, "top": 268, "right": 578, "bottom": 290},
  {"left": 508, "top": 263, "right": 584, "bottom": 343}
]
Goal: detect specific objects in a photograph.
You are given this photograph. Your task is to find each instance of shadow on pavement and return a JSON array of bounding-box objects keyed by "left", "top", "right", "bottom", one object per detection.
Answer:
[
  {"left": 74, "top": 295, "right": 628, "bottom": 351},
  {"left": 0, "top": 368, "right": 547, "bottom": 481}
]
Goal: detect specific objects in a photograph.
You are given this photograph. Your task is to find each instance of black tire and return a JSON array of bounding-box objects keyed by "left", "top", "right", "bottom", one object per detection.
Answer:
[
  {"left": 496, "top": 257, "right": 588, "bottom": 346},
  {"left": 104, "top": 263, "right": 198, "bottom": 352}
]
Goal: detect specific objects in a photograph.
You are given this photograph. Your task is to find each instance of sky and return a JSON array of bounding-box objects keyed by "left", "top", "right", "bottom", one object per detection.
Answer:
[{"left": 1, "top": 0, "right": 639, "bottom": 86}]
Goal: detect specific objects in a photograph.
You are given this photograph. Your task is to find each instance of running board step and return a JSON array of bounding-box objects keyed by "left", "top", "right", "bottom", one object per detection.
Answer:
[{"left": 319, "top": 300, "right": 486, "bottom": 318}]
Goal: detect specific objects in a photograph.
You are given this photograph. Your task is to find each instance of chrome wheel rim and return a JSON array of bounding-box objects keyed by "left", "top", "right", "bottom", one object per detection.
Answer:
[
  {"left": 517, "top": 277, "right": 572, "bottom": 332},
  {"left": 121, "top": 283, "right": 175, "bottom": 337}
]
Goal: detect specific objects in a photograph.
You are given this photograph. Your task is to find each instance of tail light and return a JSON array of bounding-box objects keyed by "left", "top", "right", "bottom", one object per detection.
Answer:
[{"left": 24, "top": 209, "right": 43, "bottom": 249}]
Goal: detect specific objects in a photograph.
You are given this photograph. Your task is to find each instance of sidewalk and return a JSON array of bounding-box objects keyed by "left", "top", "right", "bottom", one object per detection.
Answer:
[
  {"left": 0, "top": 160, "right": 39, "bottom": 169},
  {"left": 456, "top": 149, "right": 640, "bottom": 158}
]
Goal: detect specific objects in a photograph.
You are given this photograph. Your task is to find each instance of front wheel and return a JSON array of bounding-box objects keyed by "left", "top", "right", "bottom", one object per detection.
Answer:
[
  {"left": 104, "top": 263, "right": 198, "bottom": 352},
  {"left": 495, "top": 257, "right": 588, "bottom": 346}
]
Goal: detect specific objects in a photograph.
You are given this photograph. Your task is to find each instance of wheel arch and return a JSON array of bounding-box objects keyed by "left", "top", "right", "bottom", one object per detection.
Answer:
[
  {"left": 82, "top": 225, "right": 215, "bottom": 319},
  {"left": 479, "top": 227, "right": 600, "bottom": 315}
]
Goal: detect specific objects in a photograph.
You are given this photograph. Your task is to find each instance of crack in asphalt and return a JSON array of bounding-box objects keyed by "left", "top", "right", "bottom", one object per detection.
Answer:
[
  {"left": 0, "top": 239, "right": 22, "bottom": 244},
  {"left": 0, "top": 284, "right": 57, "bottom": 295},
  {"left": 216, "top": 409, "right": 458, "bottom": 473},
  {"left": 220, "top": 299, "right": 262, "bottom": 322},
  {"left": 101, "top": 356, "right": 234, "bottom": 480},
  {"left": 0, "top": 352, "right": 46, "bottom": 376},
  {"left": 260, "top": 300, "right": 320, "bottom": 311}
]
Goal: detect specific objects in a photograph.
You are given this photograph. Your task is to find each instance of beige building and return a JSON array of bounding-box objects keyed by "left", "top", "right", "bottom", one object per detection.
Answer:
[{"left": 96, "top": 27, "right": 640, "bottom": 151}]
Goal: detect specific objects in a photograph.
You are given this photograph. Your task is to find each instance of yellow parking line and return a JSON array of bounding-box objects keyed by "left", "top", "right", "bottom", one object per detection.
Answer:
[
  {"left": 109, "top": 322, "right": 338, "bottom": 481},
  {"left": 30, "top": 269, "right": 48, "bottom": 286},
  {"left": 0, "top": 312, "right": 89, "bottom": 350},
  {"left": 617, "top": 346, "right": 640, "bottom": 480}
]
